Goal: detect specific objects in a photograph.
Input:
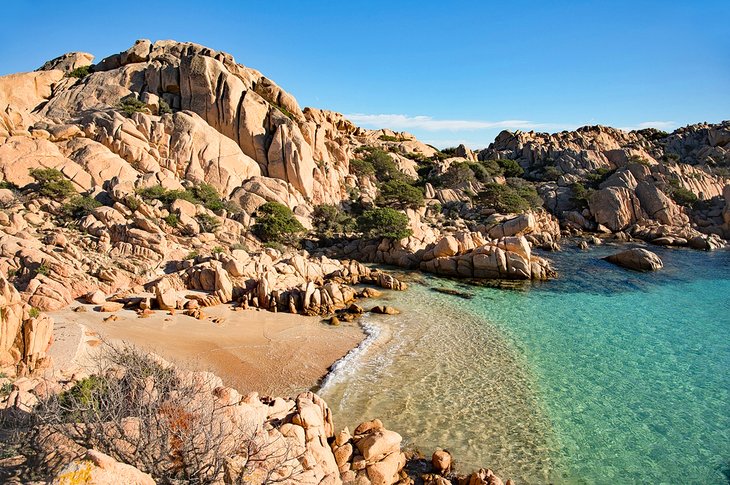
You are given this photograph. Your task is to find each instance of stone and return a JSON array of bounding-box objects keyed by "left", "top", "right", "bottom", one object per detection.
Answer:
[
  {"left": 355, "top": 429, "right": 402, "bottom": 462},
  {"left": 432, "top": 450, "right": 452, "bottom": 474},
  {"left": 98, "top": 302, "right": 124, "bottom": 312},
  {"left": 370, "top": 306, "right": 400, "bottom": 315},
  {"left": 604, "top": 248, "right": 663, "bottom": 271},
  {"left": 84, "top": 290, "right": 106, "bottom": 305}
]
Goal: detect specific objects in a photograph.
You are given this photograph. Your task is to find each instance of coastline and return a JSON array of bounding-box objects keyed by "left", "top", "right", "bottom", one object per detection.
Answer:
[{"left": 48, "top": 303, "right": 366, "bottom": 398}]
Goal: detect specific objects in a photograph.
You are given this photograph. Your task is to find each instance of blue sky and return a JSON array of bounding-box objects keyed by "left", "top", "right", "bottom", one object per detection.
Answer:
[{"left": 1, "top": 1, "right": 728, "bottom": 148}]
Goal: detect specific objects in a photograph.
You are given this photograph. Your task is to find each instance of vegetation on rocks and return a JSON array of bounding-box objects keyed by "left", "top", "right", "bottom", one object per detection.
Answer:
[
  {"left": 29, "top": 168, "right": 76, "bottom": 199},
  {"left": 312, "top": 204, "right": 354, "bottom": 238},
  {"left": 117, "top": 95, "right": 148, "bottom": 117},
  {"left": 476, "top": 179, "right": 543, "bottom": 213},
  {"left": 376, "top": 179, "right": 424, "bottom": 209},
  {"left": 61, "top": 195, "right": 102, "bottom": 220},
  {"left": 67, "top": 65, "right": 91, "bottom": 79},
  {"left": 357, "top": 207, "right": 412, "bottom": 240},
  {"left": 195, "top": 213, "right": 221, "bottom": 233},
  {"left": 252, "top": 202, "right": 306, "bottom": 244},
  {"left": 137, "top": 183, "right": 234, "bottom": 214}
]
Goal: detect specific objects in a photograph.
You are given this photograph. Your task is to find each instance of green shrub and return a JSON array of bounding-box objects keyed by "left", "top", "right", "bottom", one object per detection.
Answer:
[
  {"left": 275, "top": 104, "right": 295, "bottom": 120},
  {"left": 36, "top": 263, "right": 50, "bottom": 276},
  {"left": 571, "top": 182, "right": 592, "bottom": 209},
  {"left": 349, "top": 158, "right": 376, "bottom": 177},
  {"left": 476, "top": 179, "right": 543, "bottom": 213},
  {"left": 542, "top": 165, "right": 563, "bottom": 181},
  {"left": 163, "top": 214, "right": 179, "bottom": 227},
  {"left": 670, "top": 186, "right": 698, "bottom": 207},
  {"left": 496, "top": 159, "right": 524, "bottom": 177},
  {"left": 29, "top": 307, "right": 40, "bottom": 319},
  {"left": 29, "top": 168, "right": 76, "bottom": 199},
  {"left": 581, "top": 167, "right": 615, "bottom": 188},
  {"left": 363, "top": 148, "right": 406, "bottom": 182},
  {"left": 263, "top": 241, "right": 286, "bottom": 252},
  {"left": 184, "top": 250, "right": 199, "bottom": 260},
  {"left": 196, "top": 213, "right": 221, "bottom": 233},
  {"left": 125, "top": 195, "right": 141, "bottom": 211},
  {"left": 0, "top": 381, "right": 13, "bottom": 397},
  {"left": 357, "top": 207, "right": 412, "bottom": 240},
  {"left": 230, "top": 243, "right": 249, "bottom": 251},
  {"left": 439, "top": 162, "right": 477, "bottom": 187},
  {"left": 158, "top": 99, "right": 172, "bottom": 115},
  {"left": 378, "top": 135, "right": 401, "bottom": 142},
  {"left": 211, "top": 246, "right": 225, "bottom": 254},
  {"left": 252, "top": 202, "right": 305, "bottom": 245},
  {"left": 440, "top": 147, "right": 458, "bottom": 156},
  {"left": 58, "top": 375, "right": 109, "bottom": 419},
  {"left": 629, "top": 155, "right": 652, "bottom": 166},
  {"left": 376, "top": 179, "right": 424, "bottom": 209},
  {"left": 0, "top": 180, "right": 19, "bottom": 190},
  {"left": 118, "top": 95, "right": 148, "bottom": 117},
  {"left": 137, "top": 183, "right": 233, "bottom": 214},
  {"left": 61, "top": 195, "right": 102, "bottom": 220},
  {"left": 312, "top": 204, "right": 354, "bottom": 238},
  {"left": 67, "top": 65, "right": 91, "bottom": 79}
]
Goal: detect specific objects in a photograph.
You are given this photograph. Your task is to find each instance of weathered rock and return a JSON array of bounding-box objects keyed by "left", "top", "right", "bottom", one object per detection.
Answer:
[
  {"left": 604, "top": 248, "right": 663, "bottom": 271},
  {"left": 52, "top": 449, "right": 155, "bottom": 485}
]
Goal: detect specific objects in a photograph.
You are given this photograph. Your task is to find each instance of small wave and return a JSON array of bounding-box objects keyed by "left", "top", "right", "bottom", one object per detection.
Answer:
[{"left": 319, "top": 317, "right": 381, "bottom": 391}]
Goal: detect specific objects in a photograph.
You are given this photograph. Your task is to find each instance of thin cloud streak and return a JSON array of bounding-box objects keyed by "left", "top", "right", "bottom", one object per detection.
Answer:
[
  {"left": 345, "top": 113, "right": 563, "bottom": 132},
  {"left": 619, "top": 121, "right": 676, "bottom": 131}
]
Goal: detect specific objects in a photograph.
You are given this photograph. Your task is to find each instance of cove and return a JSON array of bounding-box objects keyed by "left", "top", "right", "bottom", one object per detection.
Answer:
[{"left": 320, "top": 245, "right": 730, "bottom": 484}]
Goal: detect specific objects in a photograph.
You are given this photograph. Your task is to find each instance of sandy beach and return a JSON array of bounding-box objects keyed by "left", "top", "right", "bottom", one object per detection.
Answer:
[{"left": 48, "top": 303, "right": 364, "bottom": 398}]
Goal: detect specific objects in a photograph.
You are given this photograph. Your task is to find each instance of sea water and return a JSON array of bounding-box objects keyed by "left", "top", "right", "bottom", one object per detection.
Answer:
[{"left": 319, "top": 244, "right": 730, "bottom": 484}]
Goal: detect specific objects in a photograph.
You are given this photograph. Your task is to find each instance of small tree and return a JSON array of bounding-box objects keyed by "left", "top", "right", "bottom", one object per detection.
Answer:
[
  {"left": 357, "top": 207, "right": 412, "bottom": 240},
  {"left": 252, "top": 202, "right": 305, "bottom": 245},
  {"left": 29, "top": 168, "right": 76, "bottom": 199},
  {"left": 476, "top": 179, "right": 542, "bottom": 213},
  {"left": 311, "top": 204, "right": 354, "bottom": 238},
  {"left": 67, "top": 65, "right": 91, "bottom": 79},
  {"left": 376, "top": 179, "right": 424, "bottom": 209},
  {"left": 61, "top": 195, "right": 102, "bottom": 220},
  {"left": 496, "top": 159, "right": 524, "bottom": 177}
]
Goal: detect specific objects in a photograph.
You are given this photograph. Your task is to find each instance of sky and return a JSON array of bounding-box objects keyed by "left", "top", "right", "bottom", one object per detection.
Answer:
[{"left": 1, "top": 1, "right": 728, "bottom": 149}]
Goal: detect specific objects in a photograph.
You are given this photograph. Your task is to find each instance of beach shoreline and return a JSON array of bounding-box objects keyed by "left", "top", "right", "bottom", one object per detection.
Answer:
[{"left": 48, "top": 303, "right": 366, "bottom": 398}]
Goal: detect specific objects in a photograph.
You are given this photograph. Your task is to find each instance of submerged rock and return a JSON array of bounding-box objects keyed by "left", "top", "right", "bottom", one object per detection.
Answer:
[{"left": 604, "top": 248, "right": 663, "bottom": 271}]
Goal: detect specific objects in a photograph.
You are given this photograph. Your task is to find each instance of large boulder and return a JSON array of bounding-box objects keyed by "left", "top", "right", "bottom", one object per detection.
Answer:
[
  {"left": 604, "top": 248, "right": 663, "bottom": 271},
  {"left": 589, "top": 186, "right": 644, "bottom": 232}
]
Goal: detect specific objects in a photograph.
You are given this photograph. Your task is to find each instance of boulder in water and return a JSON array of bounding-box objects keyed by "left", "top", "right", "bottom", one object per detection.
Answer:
[{"left": 604, "top": 248, "right": 663, "bottom": 271}]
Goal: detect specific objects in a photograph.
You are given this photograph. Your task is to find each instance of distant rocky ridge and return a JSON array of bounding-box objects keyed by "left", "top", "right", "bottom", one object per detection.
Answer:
[{"left": 480, "top": 124, "right": 729, "bottom": 245}]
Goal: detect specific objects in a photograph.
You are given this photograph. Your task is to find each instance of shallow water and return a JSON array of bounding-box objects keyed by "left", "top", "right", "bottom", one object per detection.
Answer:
[{"left": 319, "top": 244, "right": 730, "bottom": 484}]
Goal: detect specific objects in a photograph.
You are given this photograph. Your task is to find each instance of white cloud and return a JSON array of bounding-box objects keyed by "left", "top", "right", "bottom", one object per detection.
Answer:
[{"left": 344, "top": 113, "right": 557, "bottom": 132}]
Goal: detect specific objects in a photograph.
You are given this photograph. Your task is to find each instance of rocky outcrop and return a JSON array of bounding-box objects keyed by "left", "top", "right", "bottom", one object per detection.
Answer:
[
  {"left": 145, "top": 251, "right": 406, "bottom": 316},
  {"left": 604, "top": 248, "right": 663, "bottom": 271},
  {"left": 478, "top": 124, "right": 729, "bottom": 248},
  {"left": 0, "top": 275, "right": 53, "bottom": 377},
  {"left": 420, "top": 235, "right": 555, "bottom": 280}
]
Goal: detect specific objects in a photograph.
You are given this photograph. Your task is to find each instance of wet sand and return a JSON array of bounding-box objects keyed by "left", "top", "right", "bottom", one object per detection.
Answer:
[{"left": 48, "top": 304, "right": 364, "bottom": 398}]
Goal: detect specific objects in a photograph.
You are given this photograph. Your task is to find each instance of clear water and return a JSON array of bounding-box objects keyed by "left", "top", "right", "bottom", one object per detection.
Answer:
[{"left": 319, "top": 244, "right": 730, "bottom": 484}]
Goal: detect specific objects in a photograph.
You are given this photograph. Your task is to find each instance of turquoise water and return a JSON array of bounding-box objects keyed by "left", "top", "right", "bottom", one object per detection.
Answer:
[{"left": 320, "top": 244, "right": 730, "bottom": 483}]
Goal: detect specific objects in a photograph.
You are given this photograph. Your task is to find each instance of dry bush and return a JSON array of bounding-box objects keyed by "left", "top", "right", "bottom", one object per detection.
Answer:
[{"left": 2, "top": 343, "right": 304, "bottom": 484}]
